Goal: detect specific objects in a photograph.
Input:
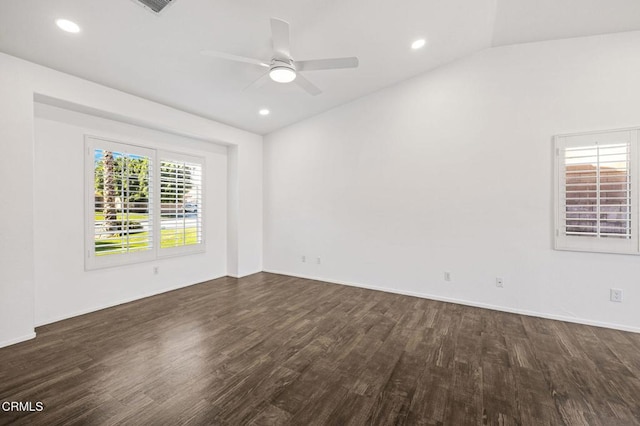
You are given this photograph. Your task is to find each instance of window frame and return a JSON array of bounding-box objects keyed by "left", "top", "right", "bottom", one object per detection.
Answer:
[
  {"left": 85, "top": 136, "right": 206, "bottom": 270},
  {"left": 554, "top": 128, "right": 639, "bottom": 255}
]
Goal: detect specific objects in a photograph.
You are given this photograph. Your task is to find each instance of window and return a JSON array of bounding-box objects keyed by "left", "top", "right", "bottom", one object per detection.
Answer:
[
  {"left": 86, "top": 136, "right": 205, "bottom": 269},
  {"left": 159, "top": 154, "right": 203, "bottom": 255},
  {"left": 555, "top": 129, "right": 638, "bottom": 254}
]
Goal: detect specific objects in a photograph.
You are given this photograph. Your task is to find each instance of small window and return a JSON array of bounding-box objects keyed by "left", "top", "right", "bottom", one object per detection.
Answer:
[
  {"left": 158, "top": 153, "right": 204, "bottom": 256},
  {"left": 555, "top": 129, "right": 638, "bottom": 254},
  {"left": 86, "top": 136, "right": 205, "bottom": 269}
]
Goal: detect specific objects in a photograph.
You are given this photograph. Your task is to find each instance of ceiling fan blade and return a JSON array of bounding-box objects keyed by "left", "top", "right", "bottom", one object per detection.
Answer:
[
  {"left": 296, "top": 57, "right": 359, "bottom": 72},
  {"left": 243, "top": 71, "right": 271, "bottom": 91},
  {"left": 294, "top": 73, "right": 322, "bottom": 96},
  {"left": 200, "top": 50, "right": 269, "bottom": 68},
  {"left": 270, "top": 18, "right": 291, "bottom": 59}
]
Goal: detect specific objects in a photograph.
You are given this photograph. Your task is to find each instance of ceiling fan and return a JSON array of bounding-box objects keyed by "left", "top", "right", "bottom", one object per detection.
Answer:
[{"left": 201, "top": 18, "right": 359, "bottom": 96}]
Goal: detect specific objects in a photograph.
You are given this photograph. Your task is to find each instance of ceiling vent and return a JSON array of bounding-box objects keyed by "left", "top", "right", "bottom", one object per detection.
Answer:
[{"left": 131, "top": 0, "right": 176, "bottom": 14}]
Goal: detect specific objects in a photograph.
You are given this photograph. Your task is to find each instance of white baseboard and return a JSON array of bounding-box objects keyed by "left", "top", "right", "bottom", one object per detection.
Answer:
[
  {"left": 263, "top": 269, "right": 640, "bottom": 334},
  {"left": 227, "top": 270, "right": 263, "bottom": 279},
  {"left": 0, "top": 332, "right": 36, "bottom": 349},
  {"left": 35, "top": 275, "right": 226, "bottom": 327}
]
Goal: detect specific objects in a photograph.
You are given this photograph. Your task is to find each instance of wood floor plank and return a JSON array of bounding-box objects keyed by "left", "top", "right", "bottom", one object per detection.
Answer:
[{"left": 0, "top": 273, "right": 639, "bottom": 425}]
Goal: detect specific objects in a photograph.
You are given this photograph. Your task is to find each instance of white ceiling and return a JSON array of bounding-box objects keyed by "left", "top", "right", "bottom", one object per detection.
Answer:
[
  {"left": 492, "top": 0, "right": 640, "bottom": 47},
  {"left": 0, "top": 0, "right": 638, "bottom": 135}
]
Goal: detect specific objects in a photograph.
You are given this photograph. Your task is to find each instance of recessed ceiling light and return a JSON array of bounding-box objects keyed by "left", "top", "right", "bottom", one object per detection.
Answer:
[
  {"left": 411, "top": 38, "right": 426, "bottom": 50},
  {"left": 269, "top": 67, "right": 297, "bottom": 83},
  {"left": 259, "top": 109, "right": 270, "bottom": 116},
  {"left": 56, "top": 19, "right": 81, "bottom": 33}
]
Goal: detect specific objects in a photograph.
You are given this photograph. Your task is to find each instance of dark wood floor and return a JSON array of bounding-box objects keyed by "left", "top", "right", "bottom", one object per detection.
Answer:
[{"left": 1, "top": 273, "right": 639, "bottom": 425}]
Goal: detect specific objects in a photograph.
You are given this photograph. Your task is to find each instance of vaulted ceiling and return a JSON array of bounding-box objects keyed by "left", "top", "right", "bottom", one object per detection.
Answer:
[{"left": 1, "top": 0, "right": 639, "bottom": 134}]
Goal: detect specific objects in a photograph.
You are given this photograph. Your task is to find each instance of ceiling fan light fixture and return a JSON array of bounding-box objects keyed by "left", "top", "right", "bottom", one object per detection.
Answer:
[{"left": 269, "top": 67, "right": 297, "bottom": 83}]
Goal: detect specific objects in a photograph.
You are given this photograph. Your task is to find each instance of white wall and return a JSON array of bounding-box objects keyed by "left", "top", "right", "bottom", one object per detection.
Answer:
[
  {"left": 0, "top": 55, "right": 36, "bottom": 347},
  {"left": 264, "top": 31, "right": 640, "bottom": 332},
  {"left": 0, "top": 52, "right": 262, "bottom": 348},
  {"left": 33, "top": 104, "right": 227, "bottom": 325}
]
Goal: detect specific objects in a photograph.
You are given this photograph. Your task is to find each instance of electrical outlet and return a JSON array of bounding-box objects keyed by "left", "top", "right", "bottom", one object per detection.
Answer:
[
  {"left": 301, "top": 255, "right": 306, "bottom": 263},
  {"left": 496, "top": 277, "right": 504, "bottom": 288},
  {"left": 444, "top": 272, "right": 451, "bottom": 282},
  {"left": 610, "top": 288, "right": 623, "bottom": 303},
  {"left": 153, "top": 266, "right": 159, "bottom": 275},
  {"left": 316, "top": 257, "right": 321, "bottom": 265}
]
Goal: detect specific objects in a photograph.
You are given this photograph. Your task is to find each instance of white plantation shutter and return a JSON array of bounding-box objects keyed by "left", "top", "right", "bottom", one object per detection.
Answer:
[
  {"left": 86, "top": 138, "right": 206, "bottom": 270},
  {"left": 158, "top": 152, "right": 204, "bottom": 256},
  {"left": 555, "top": 129, "right": 638, "bottom": 254},
  {"left": 86, "top": 137, "right": 155, "bottom": 269}
]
